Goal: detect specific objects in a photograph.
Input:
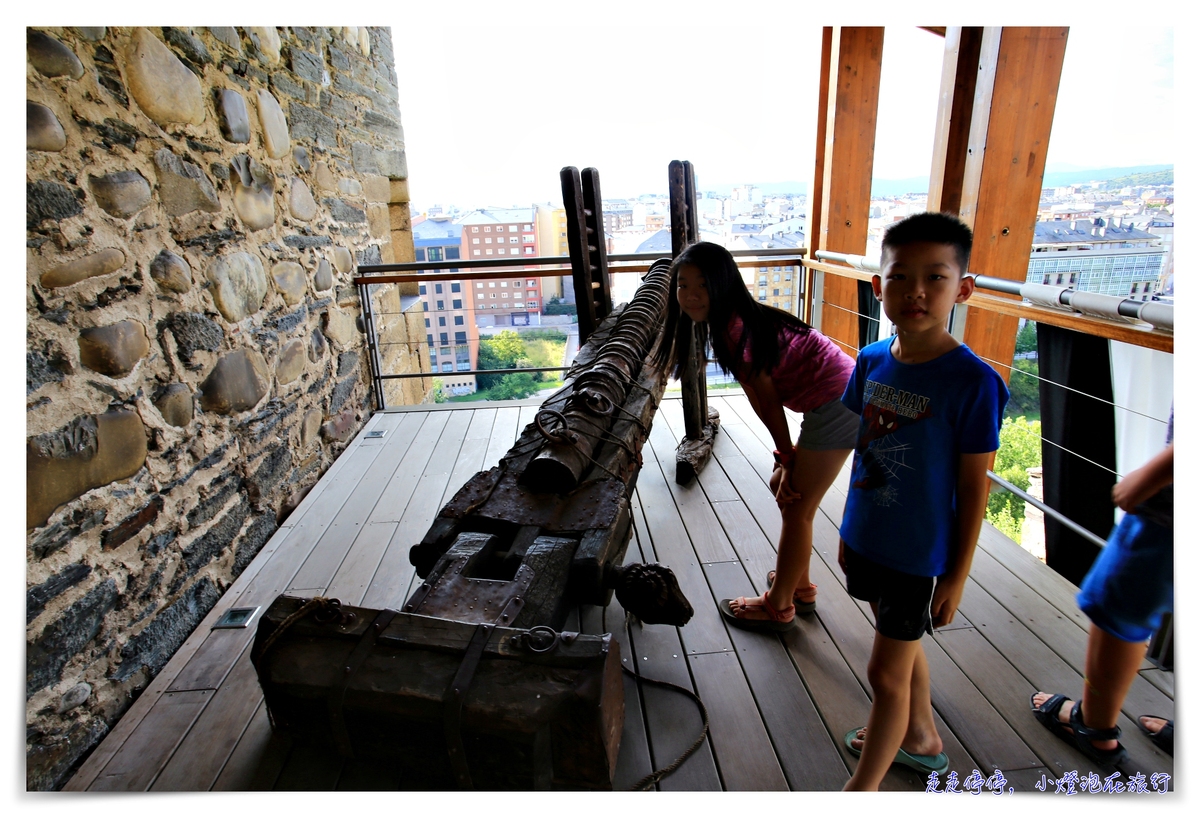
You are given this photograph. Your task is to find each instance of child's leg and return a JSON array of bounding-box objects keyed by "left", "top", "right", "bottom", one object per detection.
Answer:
[
  {"left": 766, "top": 446, "right": 850, "bottom": 611},
  {"left": 845, "top": 628, "right": 928, "bottom": 791}
]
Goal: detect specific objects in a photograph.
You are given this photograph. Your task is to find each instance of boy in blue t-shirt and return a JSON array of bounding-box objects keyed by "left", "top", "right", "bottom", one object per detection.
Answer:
[{"left": 838, "top": 213, "right": 1008, "bottom": 790}]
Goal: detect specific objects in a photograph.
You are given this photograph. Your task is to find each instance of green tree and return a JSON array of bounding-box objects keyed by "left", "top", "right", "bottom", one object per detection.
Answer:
[
  {"left": 488, "top": 372, "right": 540, "bottom": 400},
  {"left": 476, "top": 330, "right": 529, "bottom": 389},
  {"left": 1014, "top": 320, "right": 1037, "bottom": 355},
  {"left": 1005, "top": 359, "right": 1040, "bottom": 420},
  {"left": 431, "top": 377, "right": 448, "bottom": 404},
  {"left": 986, "top": 416, "right": 1042, "bottom": 543}
]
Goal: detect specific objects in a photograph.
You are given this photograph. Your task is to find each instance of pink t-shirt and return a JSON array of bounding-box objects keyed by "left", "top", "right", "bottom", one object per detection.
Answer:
[{"left": 726, "top": 315, "right": 855, "bottom": 413}]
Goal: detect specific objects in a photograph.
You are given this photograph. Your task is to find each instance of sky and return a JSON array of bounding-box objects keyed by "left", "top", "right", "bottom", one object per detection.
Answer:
[{"left": 392, "top": 6, "right": 1175, "bottom": 212}]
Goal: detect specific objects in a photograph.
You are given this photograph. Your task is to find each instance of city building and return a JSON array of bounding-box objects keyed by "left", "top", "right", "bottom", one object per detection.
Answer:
[
  {"left": 534, "top": 203, "right": 568, "bottom": 300},
  {"left": 457, "top": 208, "right": 543, "bottom": 328},
  {"left": 1025, "top": 217, "right": 1166, "bottom": 300},
  {"left": 412, "top": 216, "right": 474, "bottom": 395}
]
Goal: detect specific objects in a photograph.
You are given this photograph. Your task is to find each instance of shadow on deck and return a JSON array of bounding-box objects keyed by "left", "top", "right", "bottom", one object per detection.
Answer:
[{"left": 65, "top": 395, "right": 1175, "bottom": 792}]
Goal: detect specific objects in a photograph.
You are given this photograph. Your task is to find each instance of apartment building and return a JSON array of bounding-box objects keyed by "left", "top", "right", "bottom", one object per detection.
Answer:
[
  {"left": 458, "top": 208, "right": 543, "bottom": 327},
  {"left": 413, "top": 216, "right": 475, "bottom": 395}
]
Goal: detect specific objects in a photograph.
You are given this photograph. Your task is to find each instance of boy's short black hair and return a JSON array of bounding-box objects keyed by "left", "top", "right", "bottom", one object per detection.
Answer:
[{"left": 881, "top": 212, "right": 973, "bottom": 275}]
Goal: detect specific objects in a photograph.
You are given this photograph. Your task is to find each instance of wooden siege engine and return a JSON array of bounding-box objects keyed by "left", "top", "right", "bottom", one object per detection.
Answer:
[{"left": 251, "top": 256, "right": 693, "bottom": 790}]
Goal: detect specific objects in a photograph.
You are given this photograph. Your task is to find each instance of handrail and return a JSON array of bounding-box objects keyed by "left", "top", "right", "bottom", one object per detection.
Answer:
[{"left": 986, "top": 470, "right": 1108, "bottom": 550}]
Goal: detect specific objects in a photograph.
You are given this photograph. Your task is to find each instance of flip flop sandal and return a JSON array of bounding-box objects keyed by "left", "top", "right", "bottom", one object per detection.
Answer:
[
  {"left": 766, "top": 570, "right": 818, "bottom": 614},
  {"left": 718, "top": 594, "right": 796, "bottom": 632},
  {"left": 1136, "top": 715, "right": 1174, "bottom": 756},
  {"left": 843, "top": 727, "right": 950, "bottom": 776},
  {"left": 1031, "top": 693, "right": 1129, "bottom": 768}
]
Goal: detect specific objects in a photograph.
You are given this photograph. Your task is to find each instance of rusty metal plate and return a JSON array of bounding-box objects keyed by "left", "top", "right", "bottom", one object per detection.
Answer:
[
  {"left": 473, "top": 473, "right": 625, "bottom": 532},
  {"left": 412, "top": 554, "right": 535, "bottom": 626},
  {"left": 441, "top": 468, "right": 502, "bottom": 518}
]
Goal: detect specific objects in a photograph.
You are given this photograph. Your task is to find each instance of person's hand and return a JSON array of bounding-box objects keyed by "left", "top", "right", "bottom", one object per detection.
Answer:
[
  {"left": 931, "top": 576, "right": 966, "bottom": 628},
  {"left": 1112, "top": 466, "right": 1161, "bottom": 511},
  {"left": 837, "top": 539, "right": 848, "bottom": 575},
  {"left": 774, "top": 463, "right": 801, "bottom": 508}
]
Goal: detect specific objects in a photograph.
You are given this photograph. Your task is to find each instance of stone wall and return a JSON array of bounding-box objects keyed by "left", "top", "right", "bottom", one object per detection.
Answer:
[{"left": 25, "top": 25, "right": 424, "bottom": 790}]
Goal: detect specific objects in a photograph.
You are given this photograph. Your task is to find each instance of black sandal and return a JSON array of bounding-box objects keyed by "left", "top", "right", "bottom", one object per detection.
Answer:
[
  {"left": 1031, "top": 693, "right": 1129, "bottom": 768},
  {"left": 1136, "top": 715, "right": 1174, "bottom": 756}
]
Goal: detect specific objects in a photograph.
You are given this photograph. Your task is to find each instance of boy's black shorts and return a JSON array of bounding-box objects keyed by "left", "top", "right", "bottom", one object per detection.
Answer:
[{"left": 843, "top": 545, "right": 936, "bottom": 641}]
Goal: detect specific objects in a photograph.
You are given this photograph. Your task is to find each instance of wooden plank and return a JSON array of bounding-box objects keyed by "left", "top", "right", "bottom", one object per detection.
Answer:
[
  {"left": 928, "top": 27, "right": 984, "bottom": 215},
  {"left": 711, "top": 500, "right": 777, "bottom": 600},
  {"left": 166, "top": 626, "right": 258, "bottom": 693},
  {"left": 367, "top": 410, "right": 452, "bottom": 524},
  {"left": 151, "top": 646, "right": 264, "bottom": 790},
  {"left": 438, "top": 407, "right": 494, "bottom": 507},
  {"left": 975, "top": 523, "right": 1092, "bottom": 628},
  {"left": 1140, "top": 668, "right": 1174, "bottom": 698},
  {"left": 705, "top": 560, "right": 849, "bottom": 790},
  {"left": 87, "top": 690, "right": 212, "bottom": 791},
  {"left": 324, "top": 521, "right": 400, "bottom": 606},
  {"left": 689, "top": 650, "right": 789, "bottom": 790},
  {"left": 657, "top": 398, "right": 742, "bottom": 502},
  {"left": 646, "top": 425, "right": 737, "bottom": 564},
  {"left": 211, "top": 700, "right": 291, "bottom": 791},
  {"left": 624, "top": 621, "right": 721, "bottom": 791},
  {"left": 482, "top": 405, "right": 521, "bottom": 469}
]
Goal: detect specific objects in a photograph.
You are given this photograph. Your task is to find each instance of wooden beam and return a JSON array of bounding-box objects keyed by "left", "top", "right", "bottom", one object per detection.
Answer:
[
  {"left": 812, "top": 26, "right": 884, "bottom": 357},
  {"left": 953, "top": 27, "right": 1069, "bottom": 382},
  {"left": 928, "top": 27, "right": 984, "bottom": 215}
]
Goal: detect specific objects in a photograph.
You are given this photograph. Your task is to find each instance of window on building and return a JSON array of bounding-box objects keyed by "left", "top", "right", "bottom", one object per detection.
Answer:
[
  {"left": 436, "top": 300, "right": 444, "bottom": 310},
  {"left": 527, "top": 290, "right": 537, "bottom": 298},
  {"left": 489, "top": 281, "right": 496, "bottom": 287},
  {"left": 510, "top": 225, "right": 518, "bottom": 232},
  {"left": 454, "top": 316, "right": 464, "bottom": 325},
  {"left": 419, "top": 284, "right": 427, "bottom": 295},
  {"left": 502, "top": 303, "right": 509, "bottom": 308},
  {"left": 477, "top": 282, "right": 484, "bottom": 288},
  {"left": 447, "top": 247, "right": 460, "bottom": 261},
  {"left": 774, "top": 289, "right": 780, "bottom": 296},
  {"left": 486, "top": 249, "right": 493, "bottom": 255},
  {"left": 490, "top": 293, "right": 496, "bottom": 298},
  {"left": 527, "top": 279, "right": 536, "bottom": 287},
  {"left": 429, "top": 351, "right": 436, "bottom": 365},
  {"left": 474, "top": 250, "right": 480, "bottom": 256},
  {"left": 455, "top": 331, "right": 467, "bottom": 343},
  {"left": 524, "top": 224, "right": 532, "bottom": 231},
  {"left": 441, "top": 362, "right": 453, "bottom": 372},
  {"left": 523, "top": 235, "right": 534, "bottom": 243},
  {"left": 438, "top": 316, "right": 446, "bottom": 326},
  {"left": 528, "top": 300, "right": 538, "bottom": 308},
  {"left": 473, "top": 238, "right": 480, "bottom": 244},
  {"left": 513, "top": 281, "right": 521, "bottom": 287},
  {"left": 472, "top": 226, "right": 479, "bottom": 232},
  {"left": 424, "top": 318, "right": 430, "bottom": 328},
  {"left": 484, "top": 226, "right": 491, "bottom": 232},
  {"left": 428, "top": 248, "right": 443, "bottom": 262},
  {"left": 426, "top": 334, "right": 433, "bottom": 346},
  {"left": 434, "top": 283, "right": 443, "bottom": 294},
  {"left": 485, "top": 237, "right": 492, "bottom": 244},
  {"left": 509, "top": 237, "right": 518, "bottom": 243},
  {"left": 450, "top": 282, "right": 460, "bottom": 293},
  {"left": 525, "top": 247, "right": 534, "bottom": 254},
  {"left": 452, "top": 299, "right": 462, "bottom": 309},
  {"left": 415, "top": 248, "right": 426, "bottom": 261},
  {"left": 440, "top": 347, "right": 451, "bottom": 357},
  {"left": 440, "top": 333, "right": 449, "bottom": 345}
]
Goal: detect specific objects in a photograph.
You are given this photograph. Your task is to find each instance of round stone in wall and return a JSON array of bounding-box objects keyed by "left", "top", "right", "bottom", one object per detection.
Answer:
[
  {"left": 154, "top": 149, "right": 221, "bottom": 217},
  {"left": 358, "top": 27, "right": 371, "bottom": 57},
  {"left": 149, "top": 249, "right": 192, "bottom": 293},
  {"left": 206, "top": 252, "right": 268, "bottom": 323},
  {"left": 308, "top": 327, "right": 327, "bottom": 362},
  {"left": 313, "top": 259, "right": 333, "bottom": 292},
  {"left": 27, "top": 101, "right": 66, "bottom": 152},
  {"left": 27, "top": 30, "right": 84, "bottom": 79},
  {"left": 256, "top": 89, "right": 290, "bottom": 159},
  {"left": 288, "top": 177, "right": 317, "bottom": 222},
  {"left": 216, "top": 89, "right": 251, "bottom": 144},
  {"left": 230, "top": 155, "right": 275, "bottom": 232},
  {"left": 199, "top": 348, "right": 270, "bottom": 414},
  {"left": 78, "top": 320, "right": 150, "bottom": 378},
  {"left": 331, "top": 246, "right": 354, "bottom": 274},
  {"left": 40, "top": 248, "right": 126, "bottom": 289},
  {"left": 56, "top": 682, "right": 92, "bottom": 714},
  {"left": 322, "top": 308, "right": 357, "bottom": 348},
  {"left": 89, "top": 170, "right": 152, "bottom": 219},
  {"left": 337, "top": 177, "right": 363, "bottom": 197},
  {"left": 276, "top": 339, "right": 306, "bottom": 385},
  {"left": 248, "top": 27, "right": 281, "bottom": 64},
  {"left": 271, "top": 261, "right": 307, "bottom": 306},
  {"left": 153, "top": 383, "right": 194, "bottom": 427},
  {"left": 74, "top": 27, "right": 106, "bottom": 42},
  {"left": 125, "top": 28, "right": 205, "bottom": 127},
  {"left": 300, "top": 407, "right": 322, "bottom": 449},
  {"left": 314, "top": 161, "right": 336, "bottom": 193},
  {"left": 293, "top": 146, "right": 311, "bottom": 172}
]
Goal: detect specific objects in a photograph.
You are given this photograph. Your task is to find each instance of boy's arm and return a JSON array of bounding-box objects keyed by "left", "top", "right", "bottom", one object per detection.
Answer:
[
  {"left": 1113, "top": 443, "right": 1173, "bottom": 512},
  {"left": 931, "top": 451, "right": 993, "bottom": 628}
]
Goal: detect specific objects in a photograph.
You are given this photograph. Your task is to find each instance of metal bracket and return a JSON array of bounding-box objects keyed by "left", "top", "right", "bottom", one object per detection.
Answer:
[
  {"left": 327, "top": 607, "right": 397, "bottom": 758},
  {"left": 442, "top": 622, "right": 493, "bottom": 789}
]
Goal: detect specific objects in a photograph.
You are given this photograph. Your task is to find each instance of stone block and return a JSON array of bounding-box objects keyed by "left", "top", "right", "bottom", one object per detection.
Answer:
[
  {"left": 40, "top": 248, "right": 126, "bottom": 289},
  {"left": 322, "top": 308, "right": 357, "bottom": 348},
  {"left": 78, "top": 320, "right": 149, "bottom": 378},
  {"left": 27, "top": 348, "right": 68, "bottom": 394},
  {"left": 300, "top": 407, "right": 322, "bottom": 449},
  {"left": 208, "top": 27, "right": 241, "bottom": 52},
  {"left": 206, "top": 251, "right": 268, "bottom": 322},
  {"left": 288, "top": 177, "right": 317, "bottom": 221},
  {"left": 362, "top": 110, "right": 399, "bottom": 136},
  {"left": 283, "top": 234, "right": 332, "bottom": 250},
  {"left": 89, "top": 170, "right": 152, "bottom": 219},
  {"left": 308, "top": 326, "right": 327, "bottom": 362},
  {"left": 326, "top": 198, "right": 366, "bottom": 224},
  {"left": 153, "top": 148, "right": 221, "bottom": 217},
  {"left": 290, "top": 48, "right": 325, "bottom": 83},
  {"left": 377, "top": 149, "right": 407, "bottom": 180},
  {"left": 331, "top": 246, "right": 354, "bottom": 273},
  {"left": 272, "top": 304, "right": 309, "bottom": 333},
  {"left": 199, "top": 349, "right": 270, "bottom": 414},
  {"left": 387, "top": 202, "right": 410, "bottom": 232},
  {"left": 247, "top": 445, "right": 291, "bottom": 503},
  {"left": 336, "top": 350, "right": 360, "bottom": 377},
  {"left": 289, "top": 102, "right": 338, "bottom": 147},
  {"left": 27, "top": 30, "right": 84, "bottom": 79},
  {"left": 27, "top": 180, "right": 83, "bottom": 228},
  {"left": 112, "top": 577, "right": 221, "bottom": 682},
  {"left": 26, "top": 564, "right": 93, "bottom": 624},
  {"left": 125, "top": 28, "right": 205, "bottom": 126},
  {"left": 248, "top": 27, "right": 281, "bottom": 64},
  {"left": 362, "top": 174, "right": 390, "bottom": 203},
  {"left": 329, "top": 375, "right": 357, "bottom": 412},
  {"left": 27, "top": 411, "right": 147, "bottom": 529},
  {"left": 26, "top": 579, "right": 119, "bottom": 697},
  {"left": 101, "top": 495, "right": 163, "bottom": 551},
  {"left": 233, "top": 513, "right": 277, "bottom": 576},
  {"left": 256, "top": 89, "right": 290, "bottom": 159},
  {"left": 271, "top": 261, "right": 307, "bottom": 306},
  {"left": 337, "top": 177, "right": 363, "bottom": 197},
  {"left": 149, "top": 249, "right": 192, "bottom": 293},
  {"left": 230, "top": 154, "right": 275, "bottom": 231},
  {"left": 27, "top": 101, "right": 66, "bottom": 152},
  {"left": 161, "top": 26, "right": 212, "bottom": 68},
  {"left": 30, "top": 509, "right": 106, "bottom": 562},
  {"left": 320, "top": 408, "right": 357, "bottom": 443},
  {"left": 187, "top": 474, "right": 244, "bottom": 528},
  {"left": 27, "top": 716, "right": 108, "bottom": 792},
  {"left": 216, "top": 88, "right": 251, "bottom": 143},
  {"left": 153, "top": 382, "right": 194, "bottom": 427},
  {"left": 167, "top": 312, "right": 224, "bottom": 362},
  {"left": 269, "top": 71, "right": 306, "bottom": 101},
  {"left": 313, "top": 258, "right": 333, "bottom": 292},
  {"left": 389, "top": 178, "right": 409, "bottom": 204},
  {"left": 276, "top": 339, "right": 306, "bottom": 384},
  {"left": 74, "top": 27, "right": 106, "bottom": 42}
]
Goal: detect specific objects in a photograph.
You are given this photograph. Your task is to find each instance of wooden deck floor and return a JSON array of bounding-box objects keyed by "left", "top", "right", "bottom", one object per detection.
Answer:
[{"left": 64, "top": 394, "right": 1175, "bottom": 792}]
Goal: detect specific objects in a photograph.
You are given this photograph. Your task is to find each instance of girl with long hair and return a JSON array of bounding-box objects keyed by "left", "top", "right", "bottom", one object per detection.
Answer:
[{"left": 654, "top": 242, "right": 857, "bottom": 630}]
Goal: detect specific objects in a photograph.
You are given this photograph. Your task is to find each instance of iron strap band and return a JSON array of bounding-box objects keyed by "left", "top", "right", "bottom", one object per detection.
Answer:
[
  {"left": 326, "top": 608, "right": 398, "bottom": 758},
  {"left": 442, "top": 622, "right": 494, "bottom": 789}
]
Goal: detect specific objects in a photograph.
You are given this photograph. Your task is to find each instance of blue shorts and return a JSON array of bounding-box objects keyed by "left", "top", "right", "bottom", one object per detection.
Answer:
[{"left": 1077, "top": 512, "right": 1173, "bottom": 643}]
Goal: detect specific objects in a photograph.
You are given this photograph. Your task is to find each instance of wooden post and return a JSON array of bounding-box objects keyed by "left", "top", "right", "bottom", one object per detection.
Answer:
[
  {"left": 810, "top": 26, "right": 884, "bottom": 359},
  {"left": 561, "top": 166, "right": 598, "bottom": 344},
  {"left": 581, "top": 167, "right": 613, "bottom": 321},
  {"left": 928, "top": 27, "right": 984, "bottom": 216},
  {"left": 953, "top": 27, "right": 1069, "bottom": 382}
]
